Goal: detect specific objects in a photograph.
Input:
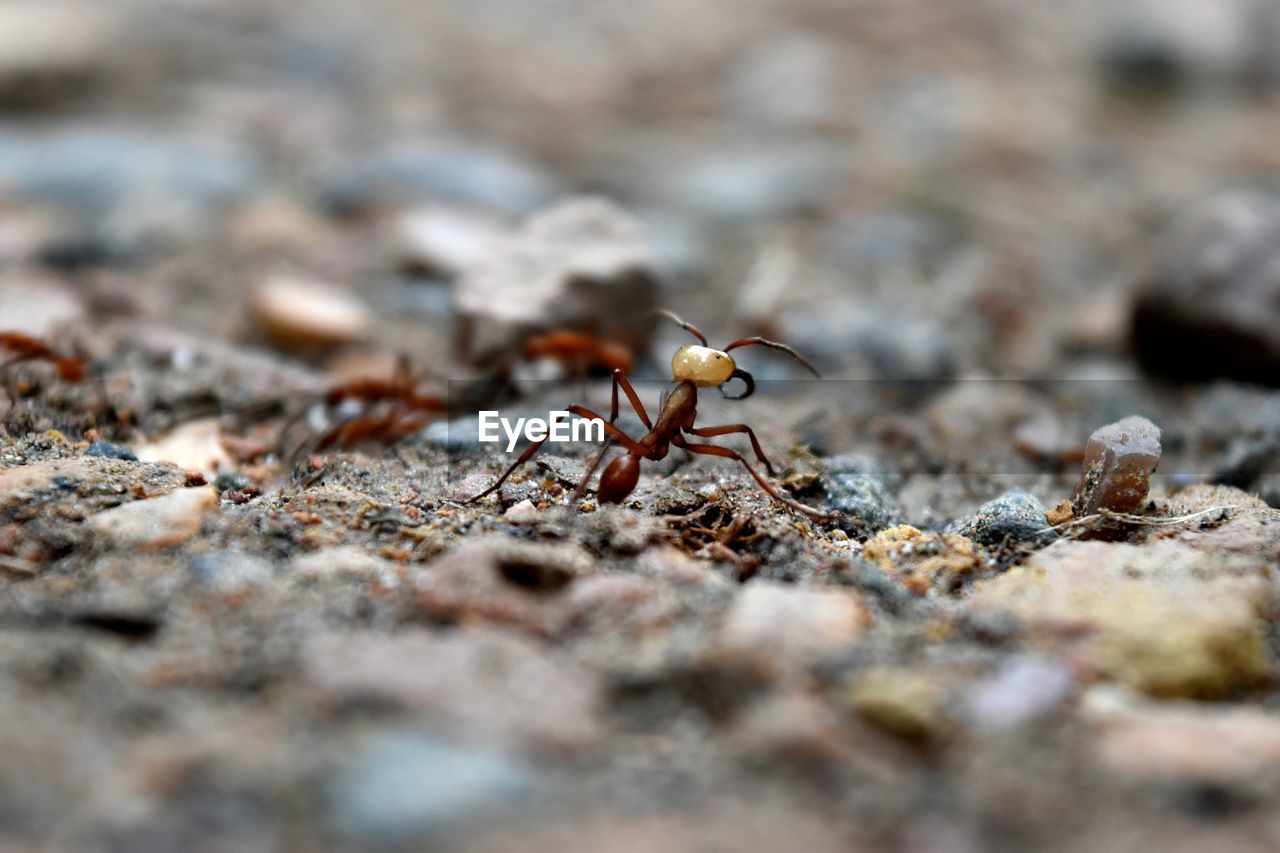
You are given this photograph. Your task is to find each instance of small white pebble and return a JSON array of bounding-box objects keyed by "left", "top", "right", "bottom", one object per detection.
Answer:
[{"left": 503, "top": 499, "right": 538, "bottom": 524}]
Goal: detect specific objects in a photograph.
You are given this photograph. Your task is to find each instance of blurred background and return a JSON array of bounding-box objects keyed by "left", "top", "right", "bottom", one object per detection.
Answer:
[
  {"left": 3, "top": 2, "right": 1280, "bottom": 851},
  {"left": 2, "top": 0, "right": 1278, "bottom": 385}
]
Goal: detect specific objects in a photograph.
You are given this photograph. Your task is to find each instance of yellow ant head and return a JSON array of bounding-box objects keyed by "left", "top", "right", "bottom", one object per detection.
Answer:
[{"left": 671, "top": 345, "right": 737, "bottom": 387}]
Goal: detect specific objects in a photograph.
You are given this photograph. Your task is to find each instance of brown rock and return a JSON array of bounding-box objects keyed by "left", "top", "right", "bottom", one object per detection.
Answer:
[
  {"left": 454, "top": 196, "right": 659, "bottom": 364},
  {"left": 89, "top": 487, "right": 218, "bottom": 550},
  {"left": 967, "top": 540, "right": 1271, "bottom": 698},
  {"left": 1071, "top": 415, "right": 1162, "bottom": 518},
  {"left": 252, "top": 275, "right": 371, "bottom": 351},
  {"left": 1132, "top": 192, "right": 1280, "bottom": 385}
]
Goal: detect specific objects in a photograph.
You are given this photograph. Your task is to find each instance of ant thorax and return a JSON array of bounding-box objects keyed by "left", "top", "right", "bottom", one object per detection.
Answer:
[{"left": 671, "top": 345, "right": 736, "bottom": 387}]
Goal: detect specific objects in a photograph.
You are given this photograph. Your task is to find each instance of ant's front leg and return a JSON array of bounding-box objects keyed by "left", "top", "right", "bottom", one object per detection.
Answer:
[
  {"left": 672, "top": 435, "right": 832, "bottom": 519},
  {"left": 577, "top": 370, "right": 653, "bottom": 498},
  {"left": 684, "top": 423, "right": 775, "bottom": 475},
  {"left": 469, "top": 404, "right": 653, "bottom": 505}
]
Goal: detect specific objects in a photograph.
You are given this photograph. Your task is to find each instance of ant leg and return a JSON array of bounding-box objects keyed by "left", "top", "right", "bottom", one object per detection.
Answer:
[
  {"left": 610, "top": 369, "right": 652, "bottom": 429},
  {"left": 574, "top": 438, "right": 615, "bottom": 500},
  {"left": 684, "top": 423, "right": 776, "bottom": 475},
  {"left": 470, "top": 405, "right": 652, "bottom": 504},
  {"left": 566, "top": 405, "right": 655, "bottom": 459},
  {"left": 464, "top": 436, "right": 551, "bottom": 504},
  {"left": 672, "top": 436, "right": 832, "bottom": 519},
  {"left": 574, "top": 371, "right": 646, "bottom": 499}
]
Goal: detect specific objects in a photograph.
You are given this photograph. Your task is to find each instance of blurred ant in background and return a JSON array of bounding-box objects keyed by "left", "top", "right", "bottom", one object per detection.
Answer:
[
  {"left": 1, "top": 332, "right": 87, "bottom": 418},
  {"left": 468, "top": 310, "right": 831, "bottom": 518}
]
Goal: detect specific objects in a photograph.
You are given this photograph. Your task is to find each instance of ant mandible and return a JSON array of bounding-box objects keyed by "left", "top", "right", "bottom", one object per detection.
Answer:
[{"left": 466, "top": 310, "right": 833, "bottom": 519}]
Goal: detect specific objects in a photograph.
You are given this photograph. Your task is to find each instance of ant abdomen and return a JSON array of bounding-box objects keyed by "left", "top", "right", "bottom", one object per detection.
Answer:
[{"left": 598, "top": 453, "right": 640, "bottom": 504}]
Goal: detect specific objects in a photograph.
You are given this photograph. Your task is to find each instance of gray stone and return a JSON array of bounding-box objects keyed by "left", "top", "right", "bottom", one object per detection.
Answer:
[
  {"left": 330, "top": 731, "right": 531, "bottom": 847},
  {"left": 947, "top": 490, "right": 1054, "bottom": 548},
  {"left": 454, "top": 196, "right": 660, "bottom": 364},
  {"left": 819, "top": 454, "right": 903, "bottom": 532}
]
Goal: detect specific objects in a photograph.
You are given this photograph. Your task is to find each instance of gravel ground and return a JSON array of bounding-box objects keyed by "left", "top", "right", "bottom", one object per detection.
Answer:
[{"left": 2, "top": 1, "right": 1280, "bottom": 851}]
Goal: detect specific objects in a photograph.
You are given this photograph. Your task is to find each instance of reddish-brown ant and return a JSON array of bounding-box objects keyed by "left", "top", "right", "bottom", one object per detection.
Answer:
[
  {"left": 1, "top": 332, "right": 85, "bottom": 383},
  {"left": 1, "top": 332, "right": 86, "bottom": 412},
  {"left": 521, "top": 329, "right": 633, "bottom": 376},
  {"left": 288, "top": 356, "right": 446, "bottom": 455},
  {"left": 466, "top": 310, "right": 832, "bottom": 518}
]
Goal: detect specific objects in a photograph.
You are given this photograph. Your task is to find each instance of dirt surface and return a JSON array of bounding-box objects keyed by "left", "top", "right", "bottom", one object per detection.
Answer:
[{"left": 2, "top": 1, "right": 1280, "bottom": 851}]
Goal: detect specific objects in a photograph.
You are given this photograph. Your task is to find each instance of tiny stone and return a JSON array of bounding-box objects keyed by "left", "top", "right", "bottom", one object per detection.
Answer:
[
  {"left": 947, "top": 490, "right": 1054, "bottom": 548},
  {"left": 252, "top": 274, "right": 371, "bottom": 351},
  {"left": 85, "top": 440, "right": 137, "bottom": 462},
  {"left": 1072, "top": 415, "right": 1163, "bottom": 518},
  {"left": 502, "top": 499, "right": 538, "bottom": 524},
  {"left": 136, "top": 417, "right": 233, "bottom": 479},
  {"left": 90, "top": 487, "right": 218, "bottom": 550},
  {"left": 819, "top": 454, "right": 902, "bottom": 533},
  {"left": 212, "top": 471, "right": 253, "bottom": 493}
]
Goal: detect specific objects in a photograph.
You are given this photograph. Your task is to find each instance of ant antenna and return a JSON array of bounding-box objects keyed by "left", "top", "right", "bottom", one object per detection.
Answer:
[
  {"left": 654, "top": 309, "right": 708, "bottom": 346},
  {"left": 722, "top": 337, "right": 821, "bottom": 378}
]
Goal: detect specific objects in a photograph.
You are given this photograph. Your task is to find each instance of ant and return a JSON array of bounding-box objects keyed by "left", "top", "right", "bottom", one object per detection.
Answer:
[
  {"left": 521, "top": 329, "right": 633, "bottom": 376},
  {"left": 1, "top": 331, "right": 86, "bottom": 408},
  {"left": 1, "top": 332, "right": 85, "bottom": 383},
  {"left": 466, "top": 310, "right": 833, "bottom": 519},
  {"left": 288, "top": 356, "right": 446, "bottom": 455}
]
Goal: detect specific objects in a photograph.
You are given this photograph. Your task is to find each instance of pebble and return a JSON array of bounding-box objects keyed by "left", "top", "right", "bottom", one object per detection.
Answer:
[
  {"left": 963, "top": 656, "right": 1076, "bottom": 731},
  {"left": 393, "top": 206, "right": 508, "bottom": 279},
  {"left": 966, "top": 540, "right": 1270, "bottom": 698},
  {"left": 251, "top": 275, "right": 371, "bottom": 351},
  {"left": 947, "top": 490, "right": 1054, "bottom": 548},
  {"left": 455, "top": 196, "right": 660, "bottom": 364},
  {"left": 862, "top": 525, "right": 984, "bottom": 595},
  {"left": 501, "top": 499, "right": 538, "bottom": 524},
  {"left": 187, "top": 550, "right": 276, "bottom": 592},
  {"left": 1092, "top": 702, "right": 1280, "bottom": 792},
  {"left": 1071, "top": 415, "right": 1162, "bottom": 518},
  {"left": 330, "top": 730, "right": 531, "bottom": 847},
  {"left": 819, "top": 454, "right": 903, "bottom": 533},
  {"left": 848, "top": 668, "right": 950, "bottom": 744},
  {"left": 718, "top": 581, "right": 868, "bottom": 667},
  {"left": 1132, "top": 192, "right": 1280, "bottom": 385},
  {"left": 136, "top": 417, "right": 233, "bottom": 479},
  {"left": 85, "top": 440, "right": 137, "bottom": 462},
  {"left": 89, "top": 487, "right": 218, "bottom": 550},
  {"left": 0, "top": 2, "right": 118, "bottom": 108},
  {"left": 289, "top": 545, "right": 397, "bottom": 584}
]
